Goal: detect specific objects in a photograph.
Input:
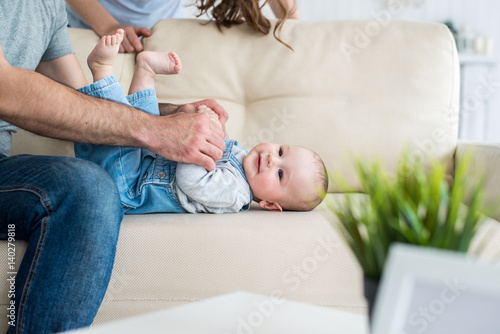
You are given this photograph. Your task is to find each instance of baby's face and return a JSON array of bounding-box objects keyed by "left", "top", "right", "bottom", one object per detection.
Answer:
[{"left": 242, "top": 143, "right": 317, "bottom": 211}]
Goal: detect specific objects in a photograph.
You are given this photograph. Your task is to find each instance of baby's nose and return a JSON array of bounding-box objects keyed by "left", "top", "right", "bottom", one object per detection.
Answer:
[{"left": 267, "top": 154, "right": 275, "bottom": 166}]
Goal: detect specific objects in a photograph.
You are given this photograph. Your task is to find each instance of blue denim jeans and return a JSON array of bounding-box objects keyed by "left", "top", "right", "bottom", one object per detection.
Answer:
[
  {"left": 76, "top": 75, "right": 159, "bottom": 116},
  {"left": 75, "top": 76, "right": 186, "bottom": 214},
  {"left": 0, "top": 154, "right": 123, "bottom": 333}
]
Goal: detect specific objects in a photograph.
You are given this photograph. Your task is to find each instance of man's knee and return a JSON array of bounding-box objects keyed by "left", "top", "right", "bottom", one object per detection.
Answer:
[
  {"left": 43, "top": 157, "right": 124, "bottom": 228},
  {"left": 1, "top": 155, "right": 123, "bottom": 238},
  {"left": 62, "top": 158, "right": 123, "bottom": 213}
]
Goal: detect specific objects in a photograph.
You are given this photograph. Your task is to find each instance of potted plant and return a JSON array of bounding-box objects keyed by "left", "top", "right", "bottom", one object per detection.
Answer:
[{"left": 324, "top": 152, "right": 488, "bottom": 321}]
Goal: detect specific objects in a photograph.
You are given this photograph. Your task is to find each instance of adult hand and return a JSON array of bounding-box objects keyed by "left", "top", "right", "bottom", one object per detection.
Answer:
[
  {"left": 196, "top": 105, "right": 221, "bottom": 125},
  {"left": 176, "top": 99, "right": 229, "bottom": 138},
  {"left": 103, "top": 25, "right": 151, "bottom": 53},
  {"left": 147, "top": 112, "right": 226, "bottom": 171},
  {"left": 195, "top": 105, "right": 225, "bottom": 138}
]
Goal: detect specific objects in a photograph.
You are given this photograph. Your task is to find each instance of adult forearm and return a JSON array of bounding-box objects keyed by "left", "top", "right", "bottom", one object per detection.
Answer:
[
  {"left": 269, "top": 0, "right": 301, "bottom": 19},
  {"left": 66, "top": 0, "right": 119, "bottom": 36},
  {"left": 0, "top": 65, "right": 148, "bottom": 148},
  {"left": 158, "top": 103, "right": 181, "bottom": 116},
  {"left": 0, "top": 63, "right": 226, "bottom": 170}
]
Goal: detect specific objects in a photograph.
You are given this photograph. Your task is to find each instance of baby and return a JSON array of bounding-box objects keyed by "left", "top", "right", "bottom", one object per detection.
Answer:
[{"left": 75, "top": 29, "right": 328, "bottom": 214}]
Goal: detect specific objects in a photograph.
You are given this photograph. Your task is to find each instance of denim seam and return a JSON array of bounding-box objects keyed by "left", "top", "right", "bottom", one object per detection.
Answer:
[
  {"left": 126, "top": 89, "right": 156, "bottom": 105},
  {"left": 118, "top": 147, "right": 135, "bottom": 199},
  {"left": 77, "top": 76, "right": 118, "bottom": 95},
  {"left": 166, "top": 187, "right": 183, "bottom": 208},
  {"left": 0, "top": 185, "right": 53, "bottom": 334},
  {"left": 18, "top": 217, "right": 48, "bottom": 334}
]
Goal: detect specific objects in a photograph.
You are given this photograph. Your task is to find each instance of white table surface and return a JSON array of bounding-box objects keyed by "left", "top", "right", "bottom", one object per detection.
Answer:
[{"left": 67, "top": 291, "right": 368, "bottom": 334}]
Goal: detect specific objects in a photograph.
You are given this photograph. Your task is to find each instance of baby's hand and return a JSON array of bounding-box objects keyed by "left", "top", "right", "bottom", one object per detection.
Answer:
[{"left": 196, "top": 105, "right": 222, "bottom": 126}]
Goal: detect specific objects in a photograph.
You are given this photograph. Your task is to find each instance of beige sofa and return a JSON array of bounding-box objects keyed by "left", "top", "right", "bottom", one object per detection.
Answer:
[{"left": 2, "top": 19, "right": 500, "bottom": 330}]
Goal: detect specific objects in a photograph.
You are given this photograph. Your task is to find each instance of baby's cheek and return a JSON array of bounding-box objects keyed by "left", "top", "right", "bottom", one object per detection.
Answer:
[
  {"left": 260, "top": 179, "right": 277, "bottom": 196},
  {"left": 250, "top": 179, "right": 266, "bottom": 197}
]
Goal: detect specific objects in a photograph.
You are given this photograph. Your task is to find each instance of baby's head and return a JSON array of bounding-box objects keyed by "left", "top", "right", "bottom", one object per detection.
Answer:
[{"left": 242, "top": 143, "right": 328, "bottom": 212}]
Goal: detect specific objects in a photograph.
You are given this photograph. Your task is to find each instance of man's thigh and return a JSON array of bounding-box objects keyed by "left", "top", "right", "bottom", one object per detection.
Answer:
[{"left": 0, "top": 154, "right": 123, "bottom": 238}]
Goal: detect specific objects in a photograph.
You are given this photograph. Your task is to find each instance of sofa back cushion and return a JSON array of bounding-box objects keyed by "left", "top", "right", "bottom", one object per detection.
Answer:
[
  {"left": 11, "top": 19, "right": 459, "bottom": 191},
  {"left": 145, "top": 19, "right": 459, "bottom": 191}
]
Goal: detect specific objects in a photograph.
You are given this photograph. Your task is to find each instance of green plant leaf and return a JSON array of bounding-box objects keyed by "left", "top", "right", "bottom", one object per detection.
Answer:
[{"left": 324, "top": 150, "right": 486, "bottom": 281}]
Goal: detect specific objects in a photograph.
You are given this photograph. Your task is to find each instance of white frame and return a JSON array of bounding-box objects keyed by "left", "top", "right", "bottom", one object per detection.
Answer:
[{"left": 372, "top": 243, "right": 500, "bottom": 334}]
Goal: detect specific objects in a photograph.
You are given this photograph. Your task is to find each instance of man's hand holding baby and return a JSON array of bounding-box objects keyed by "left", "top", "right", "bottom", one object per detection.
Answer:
[
  {"left": 159, "top": 99, "right": 228, "bottom": 138},
  {"left": 156, "top": 100, "right": 228, "bottom": 170},
  {"left": 196, "top": 105, "right": 222, "bottom": 125},
  {"left": 195, "top": 104, "right": 227, "bottom": 137}
]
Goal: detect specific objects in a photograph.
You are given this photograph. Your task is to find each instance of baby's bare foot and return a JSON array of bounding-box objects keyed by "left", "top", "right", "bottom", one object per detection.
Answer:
[
  {"left": 88, "top": 29, "right": 124, "bottom": 81},
  {"left": 128, "top": 51, "right": 182, "bottom": 94},
  {"left": 135, "top": 51, "right": 182, "bottom": 77}
]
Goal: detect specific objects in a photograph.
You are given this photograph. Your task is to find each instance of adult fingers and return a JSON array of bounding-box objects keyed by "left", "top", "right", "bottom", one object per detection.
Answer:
[
  {"left": 202, "top": 99, "right": 229, "bottom": 126},
  {"left": 196, "top": 138, "right": 225, "bottom": 171},
  {"left": 149, "top": 113, "right": 225, "bottom": 170},
  {"left": 119, "top": 34, "right": 135, "bottom": 53},
  {"left": 208, "top": 116, "right": 225, "bottom": 146},
  {"left": 191, "top": 115, "right": 225, "bottom": 168},
  {"left": 192, "top": 152, "right": 217, "bottom": 171},
  {"left": 195, "top": 99, "right": 229, "bottom": 137},
  {"left": 120, "top": 26, "right": 143, "bottom": 52},
  {"left": 134, "top": 27, "right": 152, "bottom": 38},
  {"left": 126, "top": 28, "right": 144, "bottom": 52}
]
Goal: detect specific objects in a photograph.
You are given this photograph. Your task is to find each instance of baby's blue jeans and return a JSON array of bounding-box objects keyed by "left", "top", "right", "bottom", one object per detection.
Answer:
[
  {"left": 76, "top": 75, "right": 159, "bottom": 116},
  {"left": 75, "top": 76, "right": 186, "bottom": 213}
]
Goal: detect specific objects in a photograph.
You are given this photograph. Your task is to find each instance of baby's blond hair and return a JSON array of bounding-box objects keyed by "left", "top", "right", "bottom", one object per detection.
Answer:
[{"left": 281, "top": 150, "right": 328, "bottom": 211}]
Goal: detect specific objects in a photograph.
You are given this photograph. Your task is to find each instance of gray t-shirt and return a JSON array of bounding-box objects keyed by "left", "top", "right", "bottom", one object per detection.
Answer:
[{"left": 0, "top": 0, "right": 74, "bottom": 156}]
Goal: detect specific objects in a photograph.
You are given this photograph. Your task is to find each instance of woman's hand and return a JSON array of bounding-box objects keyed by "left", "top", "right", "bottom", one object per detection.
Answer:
[
  {"left": 66, "top": 0, "right": 152, "bottom": 53},
  {"left": 102, "top": 25, "right": 151, "bottom": 53}
]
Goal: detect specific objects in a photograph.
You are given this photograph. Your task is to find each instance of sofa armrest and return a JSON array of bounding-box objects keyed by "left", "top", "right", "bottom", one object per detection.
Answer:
[{"left": 456, "top": 141, "right": 500, "bottom": 221}]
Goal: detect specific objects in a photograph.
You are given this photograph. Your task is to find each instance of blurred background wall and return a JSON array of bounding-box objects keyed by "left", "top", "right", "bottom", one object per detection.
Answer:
[{"left": 183, "top": 0, "right": 500, "bottom": 143}]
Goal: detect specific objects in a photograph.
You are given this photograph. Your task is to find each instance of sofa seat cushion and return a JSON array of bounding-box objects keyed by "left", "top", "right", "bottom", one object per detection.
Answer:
[
  {"left": 2, "top": 194, "right": 500, "bottom": 329},
  {"left": 92, "top": 196, "right": 366, "bottom": 323}
]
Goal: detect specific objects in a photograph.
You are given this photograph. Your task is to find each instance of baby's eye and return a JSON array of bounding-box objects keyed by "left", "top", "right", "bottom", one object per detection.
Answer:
[
  {"left": 279, "top": 148, "right": 283, "bottom": 156},
  {"left": 278, "top": 169, "right": 283, "bottom": 180}
]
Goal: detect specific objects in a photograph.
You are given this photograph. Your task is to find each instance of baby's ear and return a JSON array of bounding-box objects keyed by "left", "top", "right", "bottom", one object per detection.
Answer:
[{"left": 259, "top": 200, "right": 283, "bottom": 212}]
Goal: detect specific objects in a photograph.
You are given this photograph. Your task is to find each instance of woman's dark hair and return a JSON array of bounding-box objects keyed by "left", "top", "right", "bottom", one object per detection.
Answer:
[{"left": 194, "top": 0, "right": 293, "bottom": 50}]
